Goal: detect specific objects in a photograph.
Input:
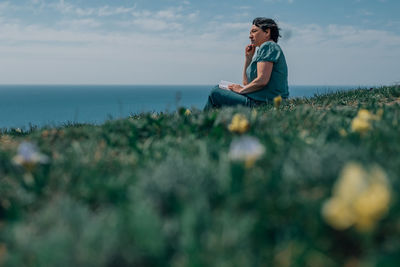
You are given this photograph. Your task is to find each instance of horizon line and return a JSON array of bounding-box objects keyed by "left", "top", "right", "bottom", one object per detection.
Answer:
[{"left": 0, "top": 83, "right": 382, "bottom": 87}]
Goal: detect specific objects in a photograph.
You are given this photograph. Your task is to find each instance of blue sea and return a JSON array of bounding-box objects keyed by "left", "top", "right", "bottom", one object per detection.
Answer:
[{"left": 0, "top": 85, "right": 363, "bottom": 129}]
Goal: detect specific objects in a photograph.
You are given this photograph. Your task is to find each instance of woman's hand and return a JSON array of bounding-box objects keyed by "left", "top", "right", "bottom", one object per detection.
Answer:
[
  {"left": 245, "top": 44, "right": 255, "bottom": 61},
  {"left": 228, "top": 84, "right": 243, "bottom": 93}
]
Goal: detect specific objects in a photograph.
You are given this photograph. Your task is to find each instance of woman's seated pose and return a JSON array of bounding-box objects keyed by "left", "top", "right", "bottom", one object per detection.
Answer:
[{"left": 204, "top": 17, "right": 288, "bottom": 110}]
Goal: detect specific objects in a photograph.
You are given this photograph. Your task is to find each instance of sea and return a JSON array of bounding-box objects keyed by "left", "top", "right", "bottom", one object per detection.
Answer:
[{"left": 0, "top": 85, "right": 365, "bottom": 129}]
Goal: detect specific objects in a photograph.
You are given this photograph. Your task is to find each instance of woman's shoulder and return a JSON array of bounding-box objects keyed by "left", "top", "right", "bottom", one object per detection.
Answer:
[
  {"left": 256, "top": 41, "right": 283, "bottom": 62},
  {"left": 259, "top": 41, "right": 281, "bottom": 51}
]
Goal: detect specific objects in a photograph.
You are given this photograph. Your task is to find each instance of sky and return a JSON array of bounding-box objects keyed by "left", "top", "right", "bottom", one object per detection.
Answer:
[{"left": 0, "top": 0, "right": 399, "bottom": 85}]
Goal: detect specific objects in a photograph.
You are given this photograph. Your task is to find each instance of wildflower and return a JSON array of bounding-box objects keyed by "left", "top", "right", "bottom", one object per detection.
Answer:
[
  {"left": 322, "top": 162, "right": 391, "bottom": 232},
  {"left": 333, "top": 163, "right": 367, "bottom": 202},
  {"left": 357, "top": 109, "right": 374, "bottom": 120},
  {"left": 228, "top": 114, "right": 250, "bottom": 134},
  {"left": 322, "top": 197, "right": 356, "bottom": 230},
  {"left": 339, "top": 128, "right": 347, "bottom": 137},
  {"left": 351, "top": 109, "right": 380, "bottom": 134},
  {"left": 184, "top": 109, "right": 191, "bottom": 116},
  {"left": 299, "top": 130, "right": 314, "bottom": 144},
  {"left": 228, "top": 136, "right": 265, "bottom": 168},
  {"left": 351, "top": 117, "right": 371, "bottom": 134},
  {"left": 274, "top": 95, "right": 282, "bottom": 108},
  {"left": 13, "top": 141, "right": 49, "bottom": 171}
]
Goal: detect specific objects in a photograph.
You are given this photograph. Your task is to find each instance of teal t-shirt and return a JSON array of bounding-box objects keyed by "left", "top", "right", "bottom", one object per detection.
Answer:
[{"left": 246, "top": 41, "right": 289, "bottom": 101}]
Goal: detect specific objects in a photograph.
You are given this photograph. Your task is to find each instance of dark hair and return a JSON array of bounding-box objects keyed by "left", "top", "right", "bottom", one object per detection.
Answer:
[{"left": 252, "top": 17, "right": 281, "bottom": 43}]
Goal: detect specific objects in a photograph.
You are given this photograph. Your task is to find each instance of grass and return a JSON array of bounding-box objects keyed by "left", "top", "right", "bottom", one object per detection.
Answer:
[{"left": 0, "top": 85, "right": 400, "bottom": 266}]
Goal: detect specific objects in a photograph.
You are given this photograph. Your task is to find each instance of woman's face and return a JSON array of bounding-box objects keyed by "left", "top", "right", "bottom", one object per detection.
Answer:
[{"left": 249, "top": 25, "right": 270, "bottom": 47}]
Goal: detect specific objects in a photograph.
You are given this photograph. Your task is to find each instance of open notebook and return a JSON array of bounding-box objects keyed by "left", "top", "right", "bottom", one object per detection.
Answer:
[{"left": 218, "top": 80, "right": 244, "bottom": 90}]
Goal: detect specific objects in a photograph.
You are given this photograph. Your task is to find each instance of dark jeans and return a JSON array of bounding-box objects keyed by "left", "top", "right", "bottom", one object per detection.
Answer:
[{"left": 203, "top": 86, "right": 266, "bottom": 111}]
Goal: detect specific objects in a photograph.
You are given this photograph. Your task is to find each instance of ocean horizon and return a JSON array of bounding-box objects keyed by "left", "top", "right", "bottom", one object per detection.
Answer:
[{"left": 0, "top": 84, "right": 369, "bottom": 129}]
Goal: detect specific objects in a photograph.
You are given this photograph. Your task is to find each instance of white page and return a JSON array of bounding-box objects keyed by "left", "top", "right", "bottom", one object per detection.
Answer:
[{"left": 218, "top": 80, "right": 244, "bottom": 90}]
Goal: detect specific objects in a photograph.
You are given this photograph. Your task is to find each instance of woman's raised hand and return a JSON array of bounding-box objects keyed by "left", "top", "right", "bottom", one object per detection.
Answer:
[{"left": 245, "top": 44, "right": 255, "bottom": 60}]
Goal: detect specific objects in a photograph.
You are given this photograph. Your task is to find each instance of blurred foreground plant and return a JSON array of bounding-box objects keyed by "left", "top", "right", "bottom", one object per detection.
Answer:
[
  {"left": 228, "top": 114, "right": 250, "bottom": 134},
  {"left": 228, "top": 136, "right": 265, "bottom": 168},
  {"left": 322, "top": 162, "right": 391, "bottom": 232},
  {"left": 351, "top": 109, "right": 382, "bottom": 134},
  {"left": 12, "top": 142, "right": 49, "bottom": 171}
]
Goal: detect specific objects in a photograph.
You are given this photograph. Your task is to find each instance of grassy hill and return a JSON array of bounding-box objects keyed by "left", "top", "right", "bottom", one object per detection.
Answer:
[{"left": 0, "top": 85, "right": 399, "bottom": 266}]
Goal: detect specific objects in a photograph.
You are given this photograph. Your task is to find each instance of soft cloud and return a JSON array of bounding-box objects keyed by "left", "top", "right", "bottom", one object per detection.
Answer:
[
  {"left": 51, "top": 1, "right": 135, "bottom": 17},
  {"left": 282, "top": 23, "right": 400, "bottom": 85},
  {"left": 131, "top": 19, "right": 183, "bottom": 31},
  {"left": 0, "top": 1, "right": 399, "bottom": 85},
  {"left": 58, "top": 18, "right": 102, "bottom": 28}
]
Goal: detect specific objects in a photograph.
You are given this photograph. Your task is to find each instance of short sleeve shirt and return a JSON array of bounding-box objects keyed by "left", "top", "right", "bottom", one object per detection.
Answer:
[{"left": 245, "top": 41, "right": 289, "bottom": 101}]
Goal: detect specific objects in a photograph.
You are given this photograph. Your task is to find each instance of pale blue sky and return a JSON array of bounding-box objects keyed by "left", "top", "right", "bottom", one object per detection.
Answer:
[{"left": 1, "top": 0, "right": 399, "bottom": 85}]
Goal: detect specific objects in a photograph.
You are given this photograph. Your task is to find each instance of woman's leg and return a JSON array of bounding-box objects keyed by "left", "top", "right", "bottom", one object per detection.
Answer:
[{"left": 204, "top": 86, "right": 251, "bottom": 110}]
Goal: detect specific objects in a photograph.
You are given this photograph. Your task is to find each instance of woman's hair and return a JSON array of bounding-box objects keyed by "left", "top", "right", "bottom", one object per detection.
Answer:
[{"left": 252, "top": 17, "right": 281, "bottom": 43}]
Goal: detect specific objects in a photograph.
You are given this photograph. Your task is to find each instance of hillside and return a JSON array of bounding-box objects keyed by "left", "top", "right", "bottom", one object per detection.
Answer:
[{"left": 1, "top": 85, "right": 400, "bottom": 266}]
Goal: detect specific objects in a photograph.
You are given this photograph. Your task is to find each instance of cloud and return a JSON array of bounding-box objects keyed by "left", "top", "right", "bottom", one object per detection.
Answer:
[
  {"left": 219, "top": 22, "right": 250, "bottom": 31},
  {"left": 282, "top": 23, "right": 400, "bottom": 85},
  {"left": 0, "top": 1, "right": 399, "bottom": 85},
  {"left": 130, "top": 18, "right": 183, "bottom": 31},
  {"left": 58, "top": 18, "right": 102, "bottom": 28},
  {"left": 119, "top": 6, "right": 199, "bottom": 32},
  {"left": 50, "top": 0, "right": 136, "bottom": 17}
]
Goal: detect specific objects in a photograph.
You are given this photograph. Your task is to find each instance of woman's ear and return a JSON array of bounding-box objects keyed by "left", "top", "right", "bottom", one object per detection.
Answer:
[{"left": 265, "top": 28, "right": 271, "bottom": 39}]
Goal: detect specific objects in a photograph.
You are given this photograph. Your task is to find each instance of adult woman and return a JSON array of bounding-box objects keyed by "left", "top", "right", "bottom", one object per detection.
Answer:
[{"left": 204, "top": 17, "right": 288, "bottom": 110}]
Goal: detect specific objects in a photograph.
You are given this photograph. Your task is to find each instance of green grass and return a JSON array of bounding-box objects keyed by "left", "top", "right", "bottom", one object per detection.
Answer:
[{"left": 0, "top": 86, "right": 400, "bottom": 266}]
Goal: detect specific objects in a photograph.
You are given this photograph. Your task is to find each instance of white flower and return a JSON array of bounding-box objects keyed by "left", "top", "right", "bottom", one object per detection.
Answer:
[
  {"left": 228, "top": 136, "right": 265, "bottom": 168},
  {"left": 13, "top": 141, "right": 49, "bottom": 167}
]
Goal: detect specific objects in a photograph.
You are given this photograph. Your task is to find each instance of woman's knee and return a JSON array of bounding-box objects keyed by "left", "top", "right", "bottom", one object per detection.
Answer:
[
  {"left": 208, "top": 86, "right": 222, "bottom": 101},
  {"left": 210, "top": 85, "right": 221, "bottom": 95}
]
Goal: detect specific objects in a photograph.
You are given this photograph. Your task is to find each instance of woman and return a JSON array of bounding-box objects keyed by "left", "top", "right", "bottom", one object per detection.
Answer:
[{"left": 204, "top": 17, "right": 288, "bottom": 110}]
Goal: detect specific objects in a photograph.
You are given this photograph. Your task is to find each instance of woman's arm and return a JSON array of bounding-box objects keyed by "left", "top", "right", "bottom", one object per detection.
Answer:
[
  {"left": 243, "top": 44, "right": 256, "bottom": 85},
  {"left": 230, "top": 61, "right": 273, "bottom": 94},
  {"left": 242, "top": 58, "right": 251, "bottom": 85}
]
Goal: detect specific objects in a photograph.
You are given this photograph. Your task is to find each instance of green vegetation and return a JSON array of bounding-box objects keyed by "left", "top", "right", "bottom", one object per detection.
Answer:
[{"left": 1, "top": 86, "right": 400, "bottom": 266}]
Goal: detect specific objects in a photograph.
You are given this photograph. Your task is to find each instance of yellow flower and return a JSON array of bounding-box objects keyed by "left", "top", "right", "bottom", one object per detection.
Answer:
[
  {"left": 355, "top": 216, "right": 376, "bottom": 232},
  {"left": 357, "top": 109, "right": 374, "bottom": 120},
  {"left": 322, "top": 197, "right": 356, "bottom": 230},
  {"left": 184, "top": 109, "right": 191, "bottom": 116},
  {"left": 351, "top": 117, "right": 371, "bottom": 134},
  {"left": 228, "top": 114, "right": 250, "bottom": 134},
  {"left": 351, "top": 109, "right": 381, "bottom": 134},
  {"left": 353, "top": 183, "right": 390, "bottom": 230},
  {"left": 339, "top": 128, "right": 348, "bottom": 137},
  {"left": 274, "top": 95, "right": 282, "bottom": 108},
  {"left": 333, "top": 162, "right": 368, "bottom": 202},
  {"left": 322, "top": 162, "right": 391, "bottom": 232}
]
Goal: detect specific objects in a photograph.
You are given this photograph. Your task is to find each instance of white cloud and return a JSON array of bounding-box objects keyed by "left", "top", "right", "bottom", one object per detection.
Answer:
[
  {"left": 131, "top": 19, "right": 183, "bottom": 31},
  {"left": 51, "top": 0, "right": 135, "bottom": 17},
  {"left": 282, "top": 23, "right": 400, "bottom": 85},
  {"left": 0, "top": 2, "right": 399, "bottom": 85},
  {"left": 58, "top": 18, "right": 102, "bottom": 28},
  {"left": 219, "top": 22, "right": 250, "bottom": 31}
]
